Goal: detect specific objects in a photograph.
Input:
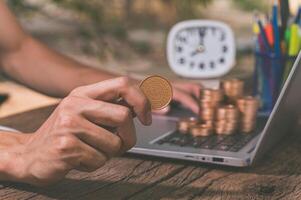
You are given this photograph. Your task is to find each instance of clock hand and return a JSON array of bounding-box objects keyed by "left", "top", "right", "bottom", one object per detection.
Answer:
[
  {"left": 191, "top": 50, "right": 198, "bottom": 57},
  {"left": 198, "top": 28, "right": 206, "bottom": 45},
  {"left": 190, "top": 45, "right": 205, "bottom": 57}
]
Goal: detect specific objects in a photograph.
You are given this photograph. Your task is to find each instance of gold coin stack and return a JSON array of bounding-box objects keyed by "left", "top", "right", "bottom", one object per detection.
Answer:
[
  {"left": 215, "top": 105, "right": 239, "bottom": 135},
  {"left": 221, "top": 79, "right": 244, "bottom": 103},
  {"left": 177, "top": 117, "right": 198, "bottom": 134},
  {"left": 236, "top": 96, "right": 259, "bottom": 133},
  {"left": 198, "top": 89, "right": 224, "bottom": 131},
  {"left": 177, "top": 78, "right": 259, "bottom": 137}
]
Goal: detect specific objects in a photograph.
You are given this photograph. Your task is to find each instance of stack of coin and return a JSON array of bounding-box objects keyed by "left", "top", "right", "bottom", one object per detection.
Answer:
[
  {"left": 236, "top": 96, "right": 259, "bottom": 133},
  {"left": 215, "top": 105, "right": 239, "bottom": 135},
  {"left": 190, "top": 123, "right": 213, "bottom": 137},
  {"left": 176, "top": 79, "right": 259, "bottom": 138},
  {"left": 177, "top": 117, "right": 198, "bottom": 134},
  {"left": 200, "top": 89, "right": 224, "bottom": 106},
  {"left": 199, "top": 89, "right": 223, "bottom": 129},
  {"left": 221, "top": 79, "right": 244, "bottom": 103}
]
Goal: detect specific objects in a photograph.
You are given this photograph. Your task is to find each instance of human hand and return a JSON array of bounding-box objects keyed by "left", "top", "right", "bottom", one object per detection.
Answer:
[
  {"left": 153, "top": 81, "right": 201, "bottom": 115},
  {"left": 13, "top": 77, "right": 151, "bottom": 186}
]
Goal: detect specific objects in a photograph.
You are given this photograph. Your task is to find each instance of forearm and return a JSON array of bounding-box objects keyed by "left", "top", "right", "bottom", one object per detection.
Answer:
[
  {"left": 1, "top": 36, "right": 119, "bottom": 97},
  {"left": 0, "top": 131, "right": 29, "bottom": 182}
]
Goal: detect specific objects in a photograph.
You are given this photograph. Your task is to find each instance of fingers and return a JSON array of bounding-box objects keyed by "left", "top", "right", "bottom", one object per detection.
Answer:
[
  {"left": 78, "top": 98, "right": 136, "bottom": 152},
  {"left": 70, "top": 77, "right": 152, "bottom": 126},
  {"left": 118, "top": 85, "right": 152, "bottom": 125},
  {"left": 53, "top": 133, "right": 108, "bottom": 172},
  {"left": 70, "top": 97, "right": 132, "bottom": 127},
  {"left": 73, "top": 118, "right": 122, "bottom": 157},
  {"left": 74, "top": 140, "right": 108, "bottom": 172},
  {"left": 172, "top": 82, "right": 202, "bottom": 98},
  {"left": 169, "top": 82, "right": 201, "bottom": 114},
  {"left": 173, "top": 89, "right": 199, "bottom": 114},
  {"left": 58, "top": 96, "right": 137, "bottom": 153},
  {"left": 115, "top": 108, "right": 136, "bottom": 153}
]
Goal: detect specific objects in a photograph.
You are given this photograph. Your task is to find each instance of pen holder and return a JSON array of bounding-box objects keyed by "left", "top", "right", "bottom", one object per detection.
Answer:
[
  {"left": 254, "top": 52, "right": 285, "bottom": 114},
  {"left": 253, "top": 52, "right": 295, "bottom": 115}
]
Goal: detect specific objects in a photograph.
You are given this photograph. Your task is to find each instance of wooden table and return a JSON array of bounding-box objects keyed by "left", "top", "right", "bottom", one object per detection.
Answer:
[{"left": 0, "top": 105, "right": 301, "bottom": 200}]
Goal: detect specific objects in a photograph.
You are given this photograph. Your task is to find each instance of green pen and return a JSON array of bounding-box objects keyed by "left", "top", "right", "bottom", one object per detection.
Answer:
[
  {"left": 284, "top": 27, "right": 290, "bottom": 51},
  {"left": 283, "top": 24, "right": 300, "bottom": 83},
  {"left": 288, "top": 24, "right": 299, "bottom": 56}
]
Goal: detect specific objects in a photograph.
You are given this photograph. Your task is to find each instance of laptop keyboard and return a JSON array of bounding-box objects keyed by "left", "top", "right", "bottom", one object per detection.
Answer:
[{"left": 155, "top": 130, "right": 260, "bottom": 152}]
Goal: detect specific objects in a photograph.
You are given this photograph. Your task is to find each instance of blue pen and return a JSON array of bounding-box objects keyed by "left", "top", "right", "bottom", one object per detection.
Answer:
[
  {"left": 272, "top": 0, "right": 281, "bottom": 56},
  {"left": 258, "top": 17, "right": 276, "bottom": 105},
  {"left": 271, "top": 0, "right": 282, "bottom": 100},
  {"left": 257, "top": 35, "right": 274, "bottom": 110}
]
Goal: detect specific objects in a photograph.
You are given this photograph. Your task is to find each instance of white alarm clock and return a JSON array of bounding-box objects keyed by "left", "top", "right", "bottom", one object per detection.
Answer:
[{"left": 167, "top": 20, "right": 235, "bottom": 78}]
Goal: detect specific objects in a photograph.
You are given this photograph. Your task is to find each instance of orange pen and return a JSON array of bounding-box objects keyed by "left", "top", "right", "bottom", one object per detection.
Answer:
[{"left": 265, "top": 22, "right": 274, "bottom": 48}]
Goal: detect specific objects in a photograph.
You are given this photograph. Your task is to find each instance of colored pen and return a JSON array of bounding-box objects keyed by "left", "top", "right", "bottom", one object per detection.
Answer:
[
  {"left": 284, "top": 27, "right": 290, "bottom": 50},
  {"left": 265, "top": 22, "right": 274, "bottom": 48},
  {"left": 252, "top": 11, "right": 260, "bottom": 35},
  {"left": 283, "top": 24, "right": 300, "bottom": 83},
  {"left": 288, "top": 24, "right": 299, "bottom": 56},
  {"left": 279, "top": 0, "right": 290, "bottom": 41},
  {"left": 256, "top": 17, "right": 272, "bottom": 53},
  {"left": 272, "top": 0, "right": 281, "bottom": 56},
  {"left": 271, "top": 0, "right": 282, "bottom": 92}
]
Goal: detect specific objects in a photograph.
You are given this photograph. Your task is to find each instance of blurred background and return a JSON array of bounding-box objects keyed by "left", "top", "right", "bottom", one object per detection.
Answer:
[{"left": 0, "top": 0, "right": 296, "bottom": 117}]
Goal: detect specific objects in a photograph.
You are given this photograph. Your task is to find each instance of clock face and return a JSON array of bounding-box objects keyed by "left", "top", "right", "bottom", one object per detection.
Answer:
[{"left": 167, "top": 20, "right": 235, "bottom": 78}]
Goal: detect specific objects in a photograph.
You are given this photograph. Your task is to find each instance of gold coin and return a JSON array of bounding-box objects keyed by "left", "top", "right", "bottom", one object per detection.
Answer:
[
  {"left": 199, "top": 99, "right": 215, "bottom": 108},
  {"left": 203, "top": 120, "right": 214, "bottom": 129},
  {"left": 224, "top": 105, "right": 239, "bottom": 120},
  {"left": 178, "top": 117, "right": 198, "bottom": 134},
  {"left": 190, "top": 124, "right": 213, "bottom": 137},
  {"left": 236, "top": 98, "right": 245, "bottom": 113},
  {"left": 221, "top": 79, "right": 244, "bottom": 103},
  {"left": 216, "top": 106, "right": 227, "bottom": 120},
  {"left": 244, "top": 96, "right": 259, "bottom": 109},
  {"left": 140, "top": 75, "right": 173, "bottom": 110}
]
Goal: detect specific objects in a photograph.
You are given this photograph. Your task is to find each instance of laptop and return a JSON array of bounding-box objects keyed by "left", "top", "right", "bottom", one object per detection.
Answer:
[{"left": 129, "top": 51, "right": 301, "bottom": 167}]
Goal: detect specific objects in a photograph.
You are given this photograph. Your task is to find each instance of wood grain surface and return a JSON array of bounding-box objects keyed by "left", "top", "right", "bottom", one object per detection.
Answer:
[{"left": 0, "top": 105, "right": 300, "bottom": 200}]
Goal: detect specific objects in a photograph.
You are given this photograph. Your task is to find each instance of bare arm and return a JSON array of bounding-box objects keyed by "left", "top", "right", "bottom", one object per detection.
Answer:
[
  {"left": 0, "top": 2, "right": 116, "bottom": 97},
  {"left": 0, "top": 131, "right": 30, "bottom": 182},
  {"left": 0, "top": 2, "right": 201, "bottom": 112}
]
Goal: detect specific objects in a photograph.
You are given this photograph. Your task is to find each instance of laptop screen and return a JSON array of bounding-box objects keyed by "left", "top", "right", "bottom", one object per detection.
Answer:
[{"left": 252, "top": 51, "right": 301, "bottom": 162}]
